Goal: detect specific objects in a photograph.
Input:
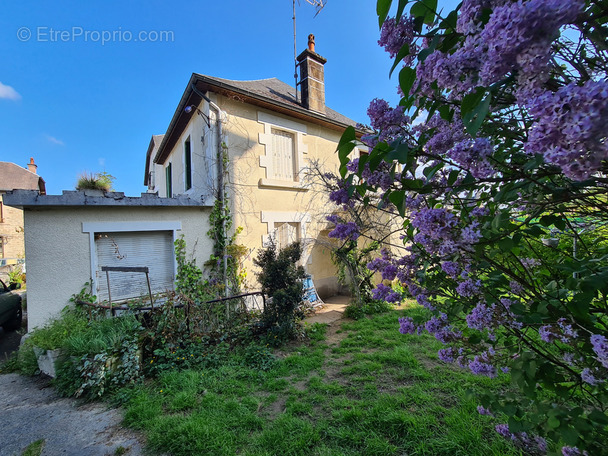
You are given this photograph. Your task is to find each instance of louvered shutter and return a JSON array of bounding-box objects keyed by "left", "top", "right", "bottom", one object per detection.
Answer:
[
  {"left": 271, "top": 129, "right": 295, "bottom": 181},
  {"left": 95, "top": 231, "right": 174, "bottom": 302},
  {"left": 276, "top": 223, "right": 299, "bottom": 250}
]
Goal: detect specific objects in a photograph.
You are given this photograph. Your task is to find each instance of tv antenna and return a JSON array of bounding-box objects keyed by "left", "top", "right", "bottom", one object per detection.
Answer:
[{"left": 293, "top": 0, "right": 326, "bottom": 102}]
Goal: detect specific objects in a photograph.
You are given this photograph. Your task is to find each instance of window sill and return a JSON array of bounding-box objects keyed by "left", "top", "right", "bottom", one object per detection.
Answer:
[{"left": 258, "top": 179, "right": 309, "bottom": 192}]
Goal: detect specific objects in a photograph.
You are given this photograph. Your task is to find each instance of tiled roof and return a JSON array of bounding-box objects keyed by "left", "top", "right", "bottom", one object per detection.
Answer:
[
  {"left": 197, "top": 75, "right": 358, "bottom": 127},
  {"left": 0, "top": 162, "right": 45, "bottom": 193}
]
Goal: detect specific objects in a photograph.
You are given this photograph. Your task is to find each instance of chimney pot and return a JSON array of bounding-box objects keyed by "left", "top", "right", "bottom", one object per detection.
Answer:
[
  {"left": 308, "top": 34, "right": 315, "bottom": 52},
  {"left": 27, "top": 157, "right": 38, "bottom": 174}
]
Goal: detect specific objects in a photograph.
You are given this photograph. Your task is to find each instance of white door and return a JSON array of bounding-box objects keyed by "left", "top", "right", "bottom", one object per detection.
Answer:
[{"left": 95, "top": 231, "right": 174, "bottom": 302}]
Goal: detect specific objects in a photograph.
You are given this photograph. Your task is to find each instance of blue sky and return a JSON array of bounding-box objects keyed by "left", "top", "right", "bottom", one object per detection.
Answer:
[{"left": 0, "top": 1, "right": 454, "bottom": 196}]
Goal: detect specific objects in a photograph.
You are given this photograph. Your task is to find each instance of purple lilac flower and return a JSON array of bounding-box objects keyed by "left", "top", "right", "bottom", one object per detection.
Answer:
[
  {"left": 385, "top": 291, "right": 402, "bottom": 303},
  {"left": 412, "top": 208, "right": 458, "bottom": 241},
  {"left": 398, "top": 317, "right": 416, "bottom": 335},
  {"left": 378, "top": 15, "right": 416, "bottom": 62},
  {"left": 469, "top": 355, "right": 497, "bottom": 378},
  {"left": 329, "top": 188, "right": 350, "bottom": 206},
  {"left": 557, "top": 318, "right": 578, "bottom": 342},
  {"left": 521, "top": 258, "right": 541, "bottom": 269},
  {"left": 590, "top": 334, "right": 608, "bottom": 368},
  {"left": 526, "top": 80, "right": 608, "bottom": 180},
  {"left": 371, "top": 283, "right": 392, "bottom": 301},
  {"left": 441, "top": 261, "right": 461, "bottom": 278},
  {"left": 456, "top": 278, "right": 481, "bottom": 297},
  {"left": 562, "top": 446, "right": 589, "bottom": 456},
  {"left": 466, "top": 302, "right": 494, "bottom": 331},
  {"left": 438, "top": 347, "right": 457, "bottom": 363},
  {"left": 470, "top": 206, "right": 489, "bottom": 218},
  {"left": 366, "top": 98, "right": 409, "bottom": 144},
  {"left": 495, "top": 424, "right": 511, "bottom": 438},
  {"left": 509, "top": 280, "right": 524, "bottom": 295},
  {"left": 346, "top": 158, "right": 359, "bottom": 173},
  {"left": 563, "top": 352, "right": 576, "bottom": 366},
  {"left": 479, "top": 0, "right": 583, "bottom": 98},
  {"left": 477, "top": 405, "right": 494, "bottom": 416},
  {"left": 581, "top": 368, "right": 603, "bottom": 386},
  {"left": 460, "top": 221, "right": 482, "bottom": 246},
  {"left": 328, "top": 222, "right": 360, "bottom": 241},
  {"left": 382, "top": 264, "right": 398, "bottom": 281},
  {"left": 539, "top": 325, "right": 556, "bottom": 343},
  {"left": 447, "top": 138, "right": 496, "bottom": 179}
]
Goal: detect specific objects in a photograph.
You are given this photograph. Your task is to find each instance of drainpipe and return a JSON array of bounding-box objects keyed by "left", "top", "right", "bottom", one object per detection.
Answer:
[{"left": 191, "top": 84, "right": 229, "bottom": 297}]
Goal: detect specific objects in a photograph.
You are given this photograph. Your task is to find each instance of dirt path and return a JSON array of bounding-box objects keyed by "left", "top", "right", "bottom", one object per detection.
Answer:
[{"left": 0, "top": 374, "right": 144, "bottom": 456}]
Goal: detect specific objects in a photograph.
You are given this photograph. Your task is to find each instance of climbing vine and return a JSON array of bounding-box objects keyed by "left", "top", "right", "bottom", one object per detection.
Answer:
[{"left": 206, "top": 141, "right": 247, "bottom": 295}]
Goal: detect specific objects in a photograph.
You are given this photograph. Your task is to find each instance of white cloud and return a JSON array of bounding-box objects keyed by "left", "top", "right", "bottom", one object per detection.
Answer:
[
  {"left": 0, "top": 82, "right": 21, "bottom": 101},
  {"left": 45, "top": 135, "right": 65, "bottom": 146},
  {"left": 98, "top": 157, "right": 106, "bottom": 168}
]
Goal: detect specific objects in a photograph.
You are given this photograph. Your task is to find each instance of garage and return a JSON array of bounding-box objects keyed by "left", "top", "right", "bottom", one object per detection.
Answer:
[{"left": 94, "top": 230, "right": 175, "bottom": 302}]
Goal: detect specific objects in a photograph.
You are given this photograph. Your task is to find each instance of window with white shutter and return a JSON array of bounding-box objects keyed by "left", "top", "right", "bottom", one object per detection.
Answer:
[
  {"left": 275, "top": 222, "right": 299, "bottom": 250},
  {"left": 270, "top": 128, "right": 296, "bottom": 181}
]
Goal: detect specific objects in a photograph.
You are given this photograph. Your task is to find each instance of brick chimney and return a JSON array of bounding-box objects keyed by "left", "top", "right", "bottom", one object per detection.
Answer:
[
  {"left": 297, "top": 34, "right": 327, "bottom": 115},
  {"left": 27, "top": 157, "right": 38, "bottom": 174}
]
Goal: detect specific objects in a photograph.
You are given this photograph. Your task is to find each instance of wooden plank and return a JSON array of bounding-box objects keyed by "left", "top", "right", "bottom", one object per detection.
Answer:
[{"left": 101, "top": 266, "right": 149, "bottom": 273}]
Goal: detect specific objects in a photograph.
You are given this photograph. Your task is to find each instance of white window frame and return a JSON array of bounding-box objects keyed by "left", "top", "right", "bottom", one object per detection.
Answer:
[
  {"left": 82, "top": 221, "right": 182, "bottom": 302},
  {"left": 261, "top": 211, "right": 312, "bottom": 266},
  {"left": 258, "top": 112, "right": 308, "bottom": 190}
]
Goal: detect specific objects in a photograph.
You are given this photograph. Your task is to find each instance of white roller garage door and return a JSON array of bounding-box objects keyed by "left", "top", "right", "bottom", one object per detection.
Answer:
[{"left": 95, "top": 231, "right": 174, "bottom": 302}]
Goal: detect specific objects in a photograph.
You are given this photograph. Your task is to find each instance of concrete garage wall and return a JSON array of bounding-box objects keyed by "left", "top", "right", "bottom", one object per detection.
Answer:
[{"left": 23, "top": 206, "right": 211, "bottom": 330}]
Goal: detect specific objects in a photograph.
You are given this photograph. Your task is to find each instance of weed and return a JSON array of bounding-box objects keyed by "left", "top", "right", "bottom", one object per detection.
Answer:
[{"left": 21, "top": 439, "right": 45, "bottom": 456}]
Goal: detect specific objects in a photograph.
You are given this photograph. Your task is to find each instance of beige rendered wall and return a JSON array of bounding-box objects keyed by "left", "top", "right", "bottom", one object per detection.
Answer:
[
  {"left": 0, "top": 193, "right": 26, "bottom": 260},
  {"left": 23, "top": 206, "right": 211, "bottom": 330},
  {"left": 218, "top": 96, "right": 345, "bottom": 296}
]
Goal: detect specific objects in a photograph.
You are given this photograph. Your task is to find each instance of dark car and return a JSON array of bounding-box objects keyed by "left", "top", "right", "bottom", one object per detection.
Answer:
[{"left": 0, "top": 278, "right": 22, "bottom": 331}]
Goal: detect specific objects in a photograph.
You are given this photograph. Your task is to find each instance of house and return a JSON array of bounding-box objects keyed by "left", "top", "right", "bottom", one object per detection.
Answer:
[
  {"left": 3, "top": 37, "right": 364, "bottom": 331},
  {"left": 145, "top": 36, "right": 363, "bottom": 297},
  {"left": 0, "top": 158, "right": 46, "bottom": 281}
]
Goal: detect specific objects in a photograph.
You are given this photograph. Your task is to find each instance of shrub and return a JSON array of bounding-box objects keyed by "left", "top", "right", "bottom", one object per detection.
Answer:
[
  {"left": 254, "top": 241, "right": 306, "bottom": 344},
  {"left": 76, "top": 171, "right": 115, "bottom": 192}
]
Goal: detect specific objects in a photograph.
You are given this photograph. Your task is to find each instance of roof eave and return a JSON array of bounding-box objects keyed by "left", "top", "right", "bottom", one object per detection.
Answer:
[{"left": 153, "top": 74, "right": 365, "bottom": 165}]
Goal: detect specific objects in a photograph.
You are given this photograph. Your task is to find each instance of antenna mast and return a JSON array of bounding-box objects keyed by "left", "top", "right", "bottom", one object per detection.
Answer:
[{"left": 293, "top": 0, "right": 326, "bottom": 103}]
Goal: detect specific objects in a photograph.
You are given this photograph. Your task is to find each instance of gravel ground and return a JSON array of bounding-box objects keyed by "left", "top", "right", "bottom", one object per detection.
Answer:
[{"left": 0, "top": 373, "right": 144, "bottom": 456}]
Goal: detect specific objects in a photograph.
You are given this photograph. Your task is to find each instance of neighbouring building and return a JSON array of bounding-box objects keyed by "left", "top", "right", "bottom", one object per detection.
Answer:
[
  {"left": 3, "top": 36, "right": 366, "bottom": 330},
  {"left": 145, "top": 36, "right": 365, "bottom": 297},
  {"left": 0, "top": 158, "right": 46, "bottom": 280}
]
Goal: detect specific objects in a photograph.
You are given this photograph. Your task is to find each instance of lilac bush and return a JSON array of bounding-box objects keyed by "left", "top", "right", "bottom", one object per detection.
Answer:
[{"left": 331, "top": 1, "right": 608, "bottom": 454}]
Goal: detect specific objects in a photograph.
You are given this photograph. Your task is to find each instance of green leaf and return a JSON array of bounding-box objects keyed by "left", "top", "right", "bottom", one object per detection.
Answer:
[
  {"left": 589, "top": 409, "right": 608, "bottom": 425},
  {"left": 508, "top": 417, "right": 524, "bottom": 433},
  {"left": 377, "top": 0, "right": 393, "bottom": 28},
  {"left": 386, "top": 142, "right": 410, "bottom": 163},
  {"left": 461, "top": 87, "right": 485, "bottom": 118},
  {"left": 547, "top": 416, "right": 560, "bottom": 429},
  {"left": 389, "top": 191, "right": 406, "bottom": 216},
  {"left": 337, "top": 126, "right": 357, "bottom": 177},
  {"left": 439, "top": 10, "right": 458, "bottom": 30},
  {"left": 498, "top": 237, "right": 513, "bottom": 252},
  {"left": 447, "top": 169, "right": 459, "bottom": 186},
  {"left": 398, "top": 66, "right": 417, "bottom": 96},
  {"left": 395, "top": 0, "right": 409, "bottom": 22},
  {"left": 463, "top": 92, "right": 492, "bottom": 137},
  {"left": 410, "top": 0, "right": 437, "bottom": 25},
  {"left": 390, "top": 44, "right": 411, "bottom": 77}
]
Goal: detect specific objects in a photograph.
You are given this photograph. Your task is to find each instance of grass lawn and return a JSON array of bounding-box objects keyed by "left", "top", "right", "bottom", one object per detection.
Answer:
[{"left": 122, "top": 303, "right": 522, "bottom": 455}]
